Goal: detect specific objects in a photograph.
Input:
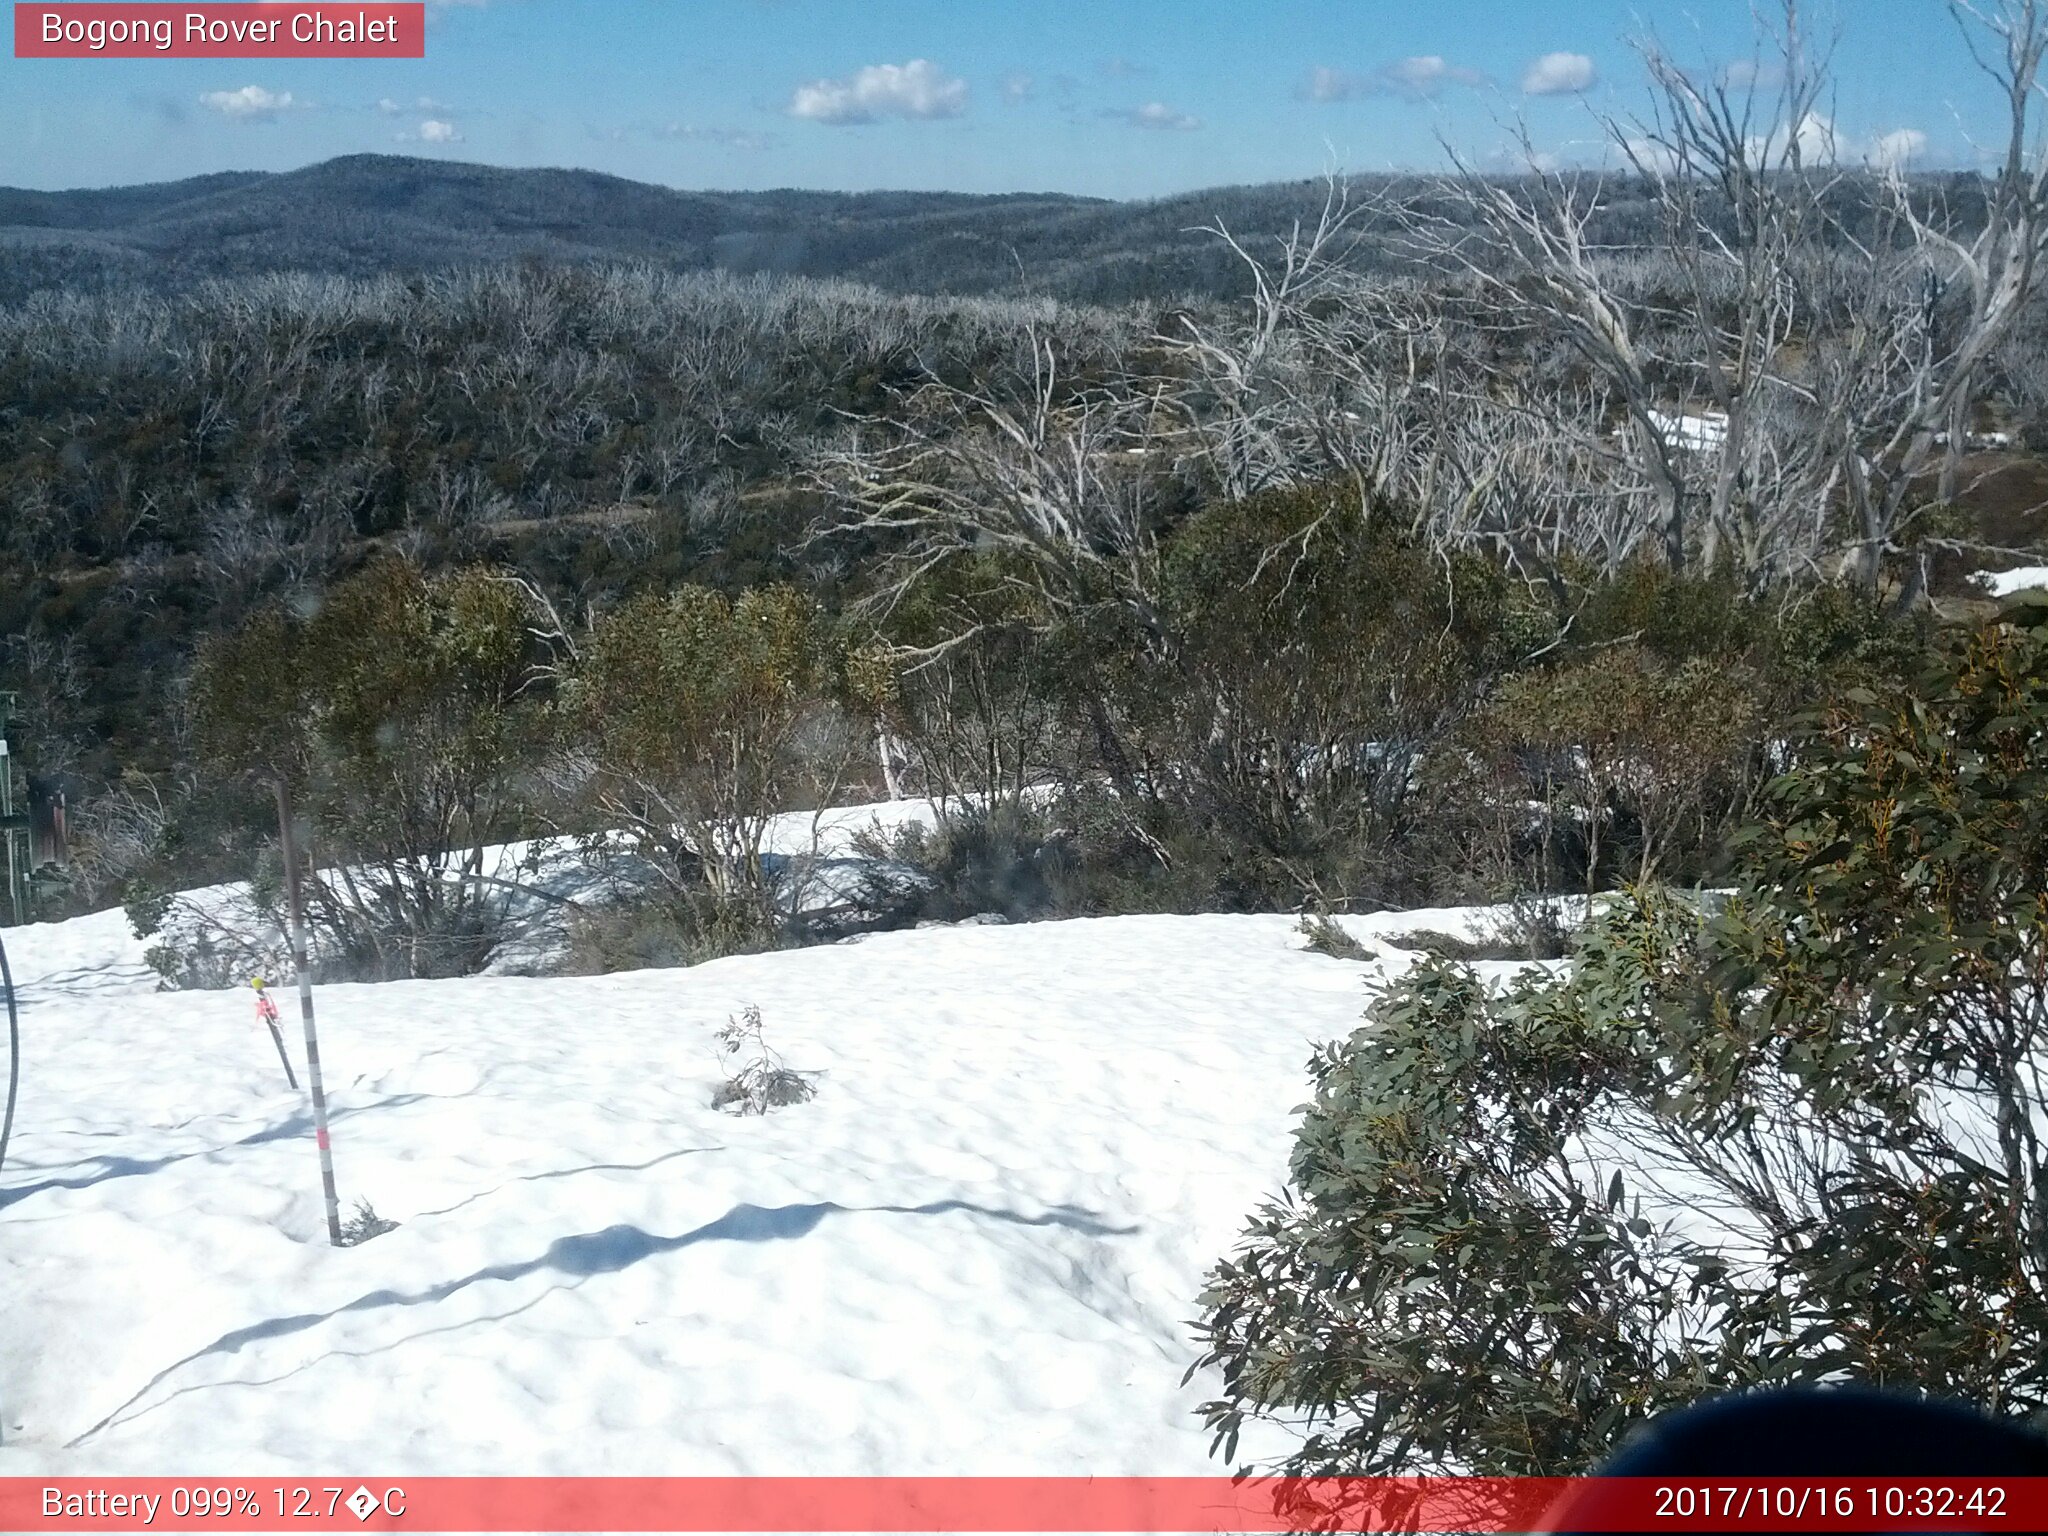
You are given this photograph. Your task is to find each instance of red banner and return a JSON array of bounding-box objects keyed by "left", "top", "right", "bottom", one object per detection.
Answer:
[
  {"left": 5, "top": 1477, "right": 2047, "bottom": 1532},
  {"left": 14, "top": 4, "right": 424, "bottom": 58}
]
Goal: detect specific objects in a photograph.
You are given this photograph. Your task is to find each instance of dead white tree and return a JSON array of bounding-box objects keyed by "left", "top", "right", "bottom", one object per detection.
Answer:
[
  {"left": 1622, "top": 7, "right": 1842, "bottom": 582},
  {"left": 1826, "top": 0, "right": 2048, "bottom": 600},
  {"left": 1397, "top": 4, "right": 1846, "bottom": 588},
  {"left": 812, "top": 330, "right": 1165, "bottom": 653},
  {"left": 1405, "top": 154, "right": 1694, "bottom": 570},
  {"left": 1162, "top": 178, "right": 1398, "bottom": 505},
  {"left": 1408, "top": 0, "right": 2048, "bottom": 598}
]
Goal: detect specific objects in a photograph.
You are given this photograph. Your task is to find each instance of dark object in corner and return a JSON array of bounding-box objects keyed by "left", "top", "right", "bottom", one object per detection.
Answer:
[{"left": 1541, "top": 1387, "right": 2048, "bottom": 1536}]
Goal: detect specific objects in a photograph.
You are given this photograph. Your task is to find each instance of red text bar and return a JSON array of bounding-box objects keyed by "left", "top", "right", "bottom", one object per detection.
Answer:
[
  {"left": 7, "top": 1477, "right": 2048, "bottom": 1532},
  {"left": 15, "top": 4, "right": 424, "bottom": 58}
]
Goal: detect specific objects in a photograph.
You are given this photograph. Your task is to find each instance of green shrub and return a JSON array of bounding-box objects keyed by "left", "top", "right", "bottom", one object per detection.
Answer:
[
  {"left": 852, "top": 807, "right": 1078, "bottom": 927},
  {"left": 559, "top": 888, "right": 783, "bottom": 974},
  {"left": 1474, "top": 644, "right": 1766, "bottom": 891},
  {"left": 566, "top": 583, "right": 849, "bottom": 928},
  {"left": 188, "top": 558, "right": 553, "bottom": 980},
  {"left": 1135, "top": 486, "right": 1527, "bottom": 908},
  {"left": 870, "top": 552, "right": 1077, "bottom": 815},
  {"left": 851, "top": 791, "right": 1274, "bottom": 927},
  {"left": 1387, "top": 904, "right": 1573, "bottom": 962},
  {"left": 1192, "top": 597, "right": 2048, "bottom": 1476}
]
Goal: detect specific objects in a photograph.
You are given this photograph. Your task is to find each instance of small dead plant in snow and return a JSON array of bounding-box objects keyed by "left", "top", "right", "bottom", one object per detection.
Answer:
[
  {"left": 339, "top": 1198, "right": 398, "bottom": 1246},
  {"left": 1297, "top": 911, "right": 1375, "bottom": 962},
  {"left": 711, "top": 1005, "right": 819, "bottom": 1115}
]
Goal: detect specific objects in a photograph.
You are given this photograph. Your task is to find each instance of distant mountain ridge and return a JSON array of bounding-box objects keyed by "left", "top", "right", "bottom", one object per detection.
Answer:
[
  {"left": 3, "top": 153, "right": 1963, "bottom": 309},
  {"left": 0, "top": 154, "right": 1358, "bottom": 305}
]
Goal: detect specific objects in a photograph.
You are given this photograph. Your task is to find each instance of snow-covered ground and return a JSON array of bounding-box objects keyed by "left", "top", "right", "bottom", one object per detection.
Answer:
[
  {"left": 146, "top": 796, "right": 960, "bottom": 983},
  {"left": 0, "top": 850, "right": 1527, "bottom": 1478},
  {"left": 1972, "top": 564, "right": 2048, "bottom": 598}
]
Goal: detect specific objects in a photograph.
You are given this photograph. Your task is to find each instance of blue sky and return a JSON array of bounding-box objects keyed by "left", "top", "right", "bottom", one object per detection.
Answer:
[{"left": 0, "top": 1, "right": 2010, "bottom": 198}]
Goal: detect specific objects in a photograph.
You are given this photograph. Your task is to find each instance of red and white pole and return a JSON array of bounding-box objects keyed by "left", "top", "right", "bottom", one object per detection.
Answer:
[
  {"left": 273, "top": 778, "right": 343, "bottom": 1247},
  {"left": 255, "top": 983, "right": 299, "bottom": 1091}
]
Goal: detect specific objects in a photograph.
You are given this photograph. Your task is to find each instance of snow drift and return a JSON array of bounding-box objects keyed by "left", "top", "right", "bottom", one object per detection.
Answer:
[{"left": 0, "top": 879, "right": 1521, "bottom": 1477}]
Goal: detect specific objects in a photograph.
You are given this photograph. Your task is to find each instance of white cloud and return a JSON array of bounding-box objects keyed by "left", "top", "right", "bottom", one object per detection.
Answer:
[
  {"left": 393, "top": 115, "right": 462, "bottom": 144},
  {"left": 1303, "top": 66, "right": 1371, "bottom": 102},
  {"left": 199, "top": 85, "right": 296, "bottom": 120},
  {"left": 1624, "top": 117, "right": 1928, "bottom": 176},
  {"left": 1620, "top": 135, "right": 1683, "bottom": 176},
  {"left": 1105, "top": 101, "right": 1201, "bottom": 131},
  {"left": 1867, "top": 127, "right": 1928, "bottom": 169},
  {"left": 654, "top": 123, "right": 775, "bottom": 150},
  {"left": 1302, "top": 56, "right": 1485, "bottom": 102},
  {"left": 1391, "top": 55, "right": 1451, "bottom": 92},
  {"left": 1522, "top": 51, "right": 1597, "bottom": 96},
  {"left": 787, "top": 59, "right": 967, "bottom": 124},
  {"left": 375, "top": 97, "right": 403, "bottom": 115},
  {"left": 1002, "top": 71, "right": 1034, "bottom": 103},
  {"left": 1755, "top": 110, "right": 1839, "bottom": 164},
  {"left": 1395, "top": 56, "right": 1486, "bottom": 94}
]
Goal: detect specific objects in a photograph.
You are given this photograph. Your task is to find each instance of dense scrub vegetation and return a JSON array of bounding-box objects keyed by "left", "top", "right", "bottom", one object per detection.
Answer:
[
  {"left": 4, "top": 3, "right": 2046, "bottom": 987},
  {"left": 3, "top": 201, "right": 2037, "bottom": 957},
  {"left": 123, "top": 487, "right": 1924, "bottom": 983},
  {"left": 0, "top": 265, "right": 1133, "bottom": 794},
  {"left": 1191, "top": 593, "right": 2048, "bottom": 1479}
]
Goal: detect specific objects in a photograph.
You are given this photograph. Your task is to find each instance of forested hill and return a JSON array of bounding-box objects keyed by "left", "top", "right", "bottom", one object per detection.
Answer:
[
  {"left": 3, "top": 154, "right": 1992, "bottom": 309},
  {"left": 0, "top": 154, "right": 1377, "bottom": 305}
]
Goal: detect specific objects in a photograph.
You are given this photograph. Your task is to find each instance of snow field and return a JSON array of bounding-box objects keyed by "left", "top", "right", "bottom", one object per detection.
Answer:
[{"left": 1, "top": 897, "right": 1475, "bottom": 1479}]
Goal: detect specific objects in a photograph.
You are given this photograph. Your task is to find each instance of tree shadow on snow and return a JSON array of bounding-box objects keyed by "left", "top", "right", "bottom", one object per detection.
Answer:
[
  {"left": 9, "top": 958, "right": 163, "bottom": 1004},
  {"left": 0, "top": 1094, "right": 436, "bottom": 1212},
  {"left": 67, "top": 1197, "right": 1138, "bottom": 1446},
  {"left": 408, "top": 1145, "right": 725, "bottom": 1219}
]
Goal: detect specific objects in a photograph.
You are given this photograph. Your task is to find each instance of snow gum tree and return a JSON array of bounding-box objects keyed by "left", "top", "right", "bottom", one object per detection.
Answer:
[
  {"left": 1135, "top": 485, "right": 1533, "bottom": 907},
  {"left": 1190, "top": 596, "right": 2048, "bottom": 1483},
  {"left": 1474, "top": 646, "right": 1766, "bottom": 893},
  {"left": 564, "top": 584, "right": 849, "bottom": 945},
  {"left": 187, "top": 558, "right": 551, "bottom": 979}
]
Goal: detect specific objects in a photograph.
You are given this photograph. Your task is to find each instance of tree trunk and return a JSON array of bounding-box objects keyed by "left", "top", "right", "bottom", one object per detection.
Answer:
[{"left": 877, "top": 721, "right": 902, "bottom": 801}]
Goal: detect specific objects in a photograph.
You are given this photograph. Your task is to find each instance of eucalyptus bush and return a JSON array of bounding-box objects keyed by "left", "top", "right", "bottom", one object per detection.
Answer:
[
  {"left": 1191, "top": 597, "right": 2048, "bottom": 1476},
  {"left": 183, "top": 558, "right": 552, "bottom": 980},
  {"left": 566, "top": 583, "right": 852, "bottom": 944}
]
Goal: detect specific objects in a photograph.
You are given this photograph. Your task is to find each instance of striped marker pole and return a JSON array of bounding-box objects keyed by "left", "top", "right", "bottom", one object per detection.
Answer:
[
  {"left": 255, "top": 986, "right": 299, "bottom": 1090},
  {"left": 274, "top": 778, "right": 343, "bottom": 1247}
]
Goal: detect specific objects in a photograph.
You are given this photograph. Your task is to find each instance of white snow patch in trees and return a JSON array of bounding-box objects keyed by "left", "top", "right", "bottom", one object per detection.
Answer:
[
  {"left": 1972, "top": 565, "right": 2048, "bottom": 597},
  {"left": 1644, "top": 408, "right": 1728, "bottom": 452}
]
